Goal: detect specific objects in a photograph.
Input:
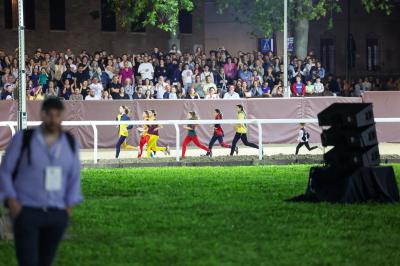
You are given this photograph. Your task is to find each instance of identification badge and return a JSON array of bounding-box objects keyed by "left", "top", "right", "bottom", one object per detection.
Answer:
[{"left": 45, "top": 167, "right": 63, "bottom": 191}]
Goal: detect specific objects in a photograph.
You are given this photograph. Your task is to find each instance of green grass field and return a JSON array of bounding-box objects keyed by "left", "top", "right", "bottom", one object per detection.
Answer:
[{"left": 1, "top": 165, "right": 400, "bottom": 266}]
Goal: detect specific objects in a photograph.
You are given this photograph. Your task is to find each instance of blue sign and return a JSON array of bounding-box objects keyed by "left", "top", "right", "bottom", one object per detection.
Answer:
[{"left": 260, "top": 38, "right": 274, "bottom": 53}]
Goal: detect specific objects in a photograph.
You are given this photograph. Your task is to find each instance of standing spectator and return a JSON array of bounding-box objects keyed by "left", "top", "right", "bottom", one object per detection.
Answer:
[
  {"left": 239, "top": 64, "right": 252, "bottom": 86},
  {"left": 75, "top": 64, "right": 90, "bottom": 88},
  {"left": 88, "top": 77, "right": 103, "bottom": 100},
  {"left": 316, "top": 61, "right": 325, "bottom": 79},
  {"left": 200, "top": 65, "right": 214, "bottom": 83},
  {"left": 154, "top": 59, "right": 167, "bottom": 82},
  {"left": 39, "top": 68, "right": 49, "bottom": 93},
  {"left": 61, "top": 64, "right": 75, "bottom": 85},
  {"left": 224, "top": 57, "right": 237, "bottom": 83},
  {"left": 155, "top": 76, "right": 166, "bottom": 99},
  {"left": 0, "top": 98, "right": 82, "bottom": 266},
  {"left": 203, "top": 76, "right": 217, "bottom": 97},
  {"left": 291, "top": 76, "right": 306, "bottom": 97},
  {"left": 119, "top": 61, "right": 134, "bottom": 85},
  {"left": 181, "top": 64, "right": 193, "bottom": 94},
  {"left": 138, "top": 56, "right": 154, "bottom": 81}
]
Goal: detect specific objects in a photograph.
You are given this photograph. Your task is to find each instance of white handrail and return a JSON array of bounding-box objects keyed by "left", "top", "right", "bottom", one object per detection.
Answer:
[{"left": 0, "top": 117, "right": 399, "bottom": 163}]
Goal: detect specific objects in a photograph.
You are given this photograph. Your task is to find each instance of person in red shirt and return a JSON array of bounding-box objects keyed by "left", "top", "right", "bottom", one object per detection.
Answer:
[
  {"left": 291, "top": 76, "right": 306, "bottom": 96},
  {"left": 206, "top": 109, "right": 236, "bottom": 157}
]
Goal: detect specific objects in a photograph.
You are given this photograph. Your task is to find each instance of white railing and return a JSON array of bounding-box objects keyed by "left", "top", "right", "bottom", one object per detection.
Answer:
[{"left": 1, "top": 118, "right": 400, "bottom": 163}]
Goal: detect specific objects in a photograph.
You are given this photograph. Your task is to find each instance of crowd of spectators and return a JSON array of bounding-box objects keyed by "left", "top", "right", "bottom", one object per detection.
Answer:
[{"left": 0, "top": 47, "right": 399, "bottom": 101}]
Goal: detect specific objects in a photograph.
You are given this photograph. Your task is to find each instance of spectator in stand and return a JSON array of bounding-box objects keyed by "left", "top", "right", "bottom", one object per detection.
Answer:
[
  {"left": 39, "top": 68, "right": 49, "bottom": 92},
  {"left": 163, "top": 85, "right": 171, "bottom": 99},
  {"left": 110, "top": 76, "right": 121, "bottom": 99},
  {"left": 239, "top": 64, "right": 252, "bottom": 86},
  {"left": 250, "top": 80, "right": 263, "bottom": 97},
  {"left": 119, "top": 61, "right": 134, "bottom": 85},
  {"left": 224, "top": 85, "right": 240, "bottom": 99},
  {"left": 70, "top": 88, "right": 83, "bottom": 101},
  {"left": 291, "top": 76, "right": 305, "bottom": 97},
  {"left": 169, "top": 85, "right": 178, "bottom": 99},
  {"left": 133, "top": 87, "right": 145, "bottom": 99},
  {"left": 316, "top": 61, "right": 325, "bottom": 79},
  {"left": 61, "top": 64, "right": 75, "bottom": 85},
  {"left": 272, "top": 85, "right": 284, "bottom": 97},
  {"left": 154, "top": 59, "right": 167, "bottom": 82},
  {"left": 224, "top": 57, "right": 237, "bottom": 83},
  {"left": 186, "top": 87, "right": 200, "bottom": 99},
  {"left": 85, "top": 88, "right": 97, "bottom": 100},
  {"left": 305, "top": 80, "right": 314, "bottom": 95},
  {"left": 101, "top": 90, "right": 113, "bottom": 100},
  {"left": 314, "top": 77, "right": 324, "bottom": 95},
  {"left": 261, "top": 81, "right": 272, "bottom": 97},
  {"left": 362, "top": 77, "right": 372, "bottom": 91},
  {"left": 46, "top": 81, "right": 59, "bottom": 98},
  {"left": 155, "top": 76, "right": 166, "bottom": 99},
  {"left": 200, "top": 65, "right": 214, "bottom": 83},
  {"left": 1, "top": 84, "right": 13, "bottom": 100},
  {"left": 88, "top": 77, "right": 103, "bottom": 100},
  {"left": 181, "top": 64, "right": 193, "bottom": 94},
  {"left": 205, "top": 87, "right": 220, "bottom": 99},
  {"left": 193, "top": 75, "right": 205, "bottom": 98},
  {"left": 327, "top": 74, "right": 339, "bottom": 95},
  {"left": 61, "top": 80, "right": 73, "bottom": 100},
  {"left": 144, "top": 89, "right": 154, "bottom": 99},
  {"left": 203, "top": 76, "right": 217, "bottom": 97},
  {"left": 138, "top": 56, "right": 154, "bottom": 81},
  {"left": 79, "top": 80, "right": 89, "bottom": 100},
  {"left": 75, "top": 64, "right": 90, "bottom": 87},
  {"left": 115, "top": 87, "right": 129, "bottom": 100},
  {"left": 123, "top": 78, "right": 135, "bottom": 100}
]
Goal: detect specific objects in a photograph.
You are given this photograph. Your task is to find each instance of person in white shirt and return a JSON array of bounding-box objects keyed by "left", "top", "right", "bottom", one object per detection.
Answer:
[
  {"left": 205, "top": 87, "right": 220, "bottom": 99},
  {"left": 85, "top": 89, "right": 97, "bottom": 100},
  {"left": 203, "top": 76, "right": 217, "bottom": 96},
  {"left": 138, "top": 56, "right": 154, "bottom": 81},
  {"left": 224, "top": 85, "right": 240, "bottom": 99},
  {"left": 88, "top": 77, "right": 103, "bottom": 100},
  {"left": 200, "top": 65, "right": 214, "bottom": 83},
  {"left": 314, "top": 77, "right": 324, "bottom": 94},
  {"left": 155, "top": 76, "right": 167, "bottom": 99},
  {"left": 118, "top": 54, "right": 133, "bottom": 69},
  {"left": 181, "top": 64, "right": 193, "bottom": 93}
]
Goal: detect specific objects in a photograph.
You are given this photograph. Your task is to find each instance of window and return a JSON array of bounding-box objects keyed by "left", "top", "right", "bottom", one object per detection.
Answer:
[
  {"left": 4, "top": 0, "right": 13, "bottom": 29},
  {"left": 366, "top": 38, "right": 379, "bottom": 71},
  {"left": 179, "top": 10, "right": 192, "bottom": 34},
  {"left": 131, "top": 13, "right": 146, "bottom": 32},
  {"left": 101, "top": 0, "right": 116, "bottom": 32},
  {"left": 49, "top": 0, "right": 65, "bottom": 30},
  {"left": 320, "top": 38, "right": 335, "bottom": 74},
  {"left": 24, "top": 0, "right": 35, "bottom": 30}
]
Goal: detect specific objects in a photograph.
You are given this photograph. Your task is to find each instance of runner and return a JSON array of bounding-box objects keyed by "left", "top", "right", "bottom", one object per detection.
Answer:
[
  {"left": 115, "top": 106, "right": 134, "bottom": 158},
  {"left": 137, "top": 110, "right": 150, "bottom": 159},
  {"left": 146, "top": 110, "right": 170, "bottom": 158},
  {"left": 206, "top": 109, "right": 236, "bottom": 157},
  {"left": 182, "top": 111, "right": 211, "bottom": 158}
]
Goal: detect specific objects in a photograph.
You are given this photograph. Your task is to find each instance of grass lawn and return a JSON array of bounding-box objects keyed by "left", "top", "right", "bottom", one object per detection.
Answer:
[{"left": 1, "top": 164, "right": 400, "bottom": 266}]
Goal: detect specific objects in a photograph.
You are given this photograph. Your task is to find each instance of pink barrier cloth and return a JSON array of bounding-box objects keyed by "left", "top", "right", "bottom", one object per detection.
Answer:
[
  {"left": 0, "top": 97, "right": 370, "bottom": 149},
  {"left": 362, "top": 91, "right": 400, "bottom": 143}
]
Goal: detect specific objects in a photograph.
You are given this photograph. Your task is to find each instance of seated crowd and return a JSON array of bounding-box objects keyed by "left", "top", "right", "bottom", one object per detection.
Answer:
[{"left": 0, "top": 47, "right": 399, "bottom": 101}]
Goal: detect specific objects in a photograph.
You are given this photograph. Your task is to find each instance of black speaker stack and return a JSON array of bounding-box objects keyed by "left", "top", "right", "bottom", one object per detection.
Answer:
[{"left": 294, "top": 103, "right": 399, "bottom": 203}]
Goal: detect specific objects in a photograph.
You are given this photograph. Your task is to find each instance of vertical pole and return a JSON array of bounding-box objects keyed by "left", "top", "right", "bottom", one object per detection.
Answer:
[
  {"left": 345, "top": 0, "right": 350, "bottom": 82},
  {"left": 17, "top": 0, "right": 27, "bottom": 130},
  {"left": 257, "top": 121, "right": 263, "bottom": 160},
  {"left": 283, "top": 0, "right": 288, "bottom": 90},
  {"left": 174, "top": 123, "right": 180, "bottom": 162},
  {"left": 91, "top": 124, "right": 98, "bottom": 164}
]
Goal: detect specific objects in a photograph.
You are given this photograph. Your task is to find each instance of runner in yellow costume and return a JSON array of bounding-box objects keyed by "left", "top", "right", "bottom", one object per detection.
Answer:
[{"left": 146, "top": 110, "right": 170, "bottom": 158}]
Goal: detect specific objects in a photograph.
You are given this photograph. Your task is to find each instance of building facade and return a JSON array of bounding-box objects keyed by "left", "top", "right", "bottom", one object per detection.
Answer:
[{"left": 0, "top": 0, "right": 399, "bottom": 77}]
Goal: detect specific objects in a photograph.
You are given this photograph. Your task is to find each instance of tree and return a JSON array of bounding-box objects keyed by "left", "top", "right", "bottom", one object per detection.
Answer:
[
  {"left": 215, "top": 0, "right": 397, "bottom": 59},
  {"left": 108, "top": 0, "right": 194, "bottom": 49}
]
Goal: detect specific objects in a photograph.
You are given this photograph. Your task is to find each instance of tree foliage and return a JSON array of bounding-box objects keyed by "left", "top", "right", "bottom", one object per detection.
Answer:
[
  {"left": 108, "top": 0, "right": 193, "bottom": 34},
  {"left": 214, "top": 0, "right": 397, "bottom": 37}
]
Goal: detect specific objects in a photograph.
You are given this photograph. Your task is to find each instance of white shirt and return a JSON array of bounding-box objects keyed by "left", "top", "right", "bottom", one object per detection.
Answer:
[
  {"left": 223, "top": 91, "right": 240, "bottom": 99},
  {"left": 155, "top": 84, "right": 166, "bottom": 99},
  {"left": 205, "top": 94, "right": 220, "bottom": 100},
  {"left": 314, "top": 82, "right": 324, "bottom": 93},
  {"left": 181, "top": 69, "right": 193, "bottom": 84},
  {"left": 85, "top": 95, "right": 97, "bottom": 101},
  {"left": 118, "top": 61, "right": 133, "bottom": 69},
  {"left": 200, "top": 71, "right": 214, "bottom": 83},
  {"left": 89, "top": 83, "right": 103, "bottom": 100},
  {"left": 138, "top": 62, "right": 154, "bottom": 80}
]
